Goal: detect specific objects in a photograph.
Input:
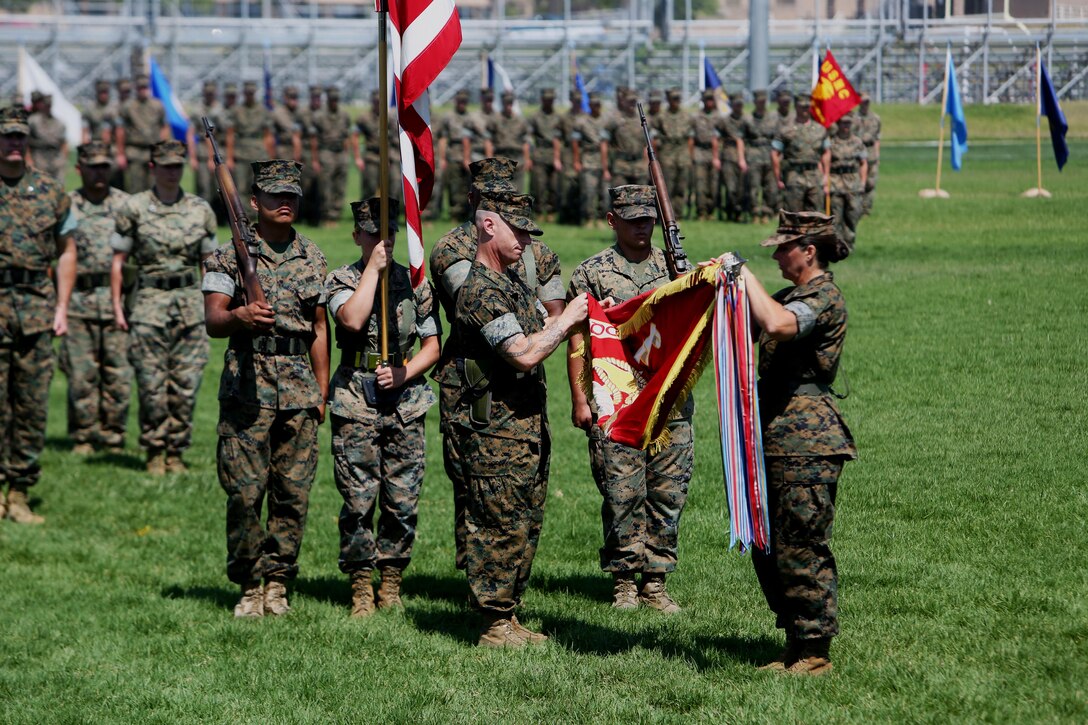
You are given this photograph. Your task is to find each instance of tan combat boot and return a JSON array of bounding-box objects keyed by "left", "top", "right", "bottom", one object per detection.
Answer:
[
  {"left": 146, "top": 450, "right": 167, "bottom": 476},
  {"left": 234, "top": 581, "right": 264, "bottom": 618},
  {"left": 757, "top": 635, "right": 799, "bottom": 672},
  {"left": 375, "top": 566, "right": 403, "bottom": 610},
  {"left": 263, "top": 579, "right": 290, "bottom": 616},
  {"left": 786, "top": 638, "right": 833, "bottom": 676},
  {"left": 350, "top": 570, "right": 375, "bottom": 618},
  {"left": 639, "top": 573, "right": 681, "bottom": 614},
  {"left": 6, "top": 486, "right": 44, "bottom": 525},
  {"left": 477, "top": 613, "right": 526, "bottom": 648},
  {"left": 510, "top": 614, "right": 548, "bottom": 644},
  {"left": 71, "top": 442, "right": 96, "bottom": 456},
  {"left": 612, "top": 573, "right": 639, "bottom": 610},
  {"left": 164, "top": 454, "right": 188, "bottom": 474}
]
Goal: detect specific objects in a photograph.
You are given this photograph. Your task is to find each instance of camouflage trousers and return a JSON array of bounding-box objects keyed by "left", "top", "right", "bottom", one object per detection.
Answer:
[
  {"left": 439, "top": 383, "right": 469, "bottom": 570},
  {"left": 862, "top": 159, "right": 879, "bottom": 216},
  {"left": 530, "top": 155, "right": 560, "bottom": 216},
  {"left": 217, "top": 404, "right": 320, "bottom": 583},
  {"left": 34, "top": 149, "right": 67, "bottom": 182},
  {"left": 129, "top": 322, "right": 208, "bottom": 454},
  {"left": 692, "top": 149, "right": 718, "bottom": 218},
  {"left": 0, "top": 331, "right": 53, "bottom": 489},
  {"left": 464, "top": 430, "right": 550, "bottom": 616},
  {"left": 579, "top": 168, "right": 605, "bottom": 222},
  {"left": 59, "top": 318, "right": 131, "bottom": 447},
  {"left": 830, "top": 185, "right": 863, "bottom": 248},
  {"left": 720, "top": 157, "right": 748, "bottom": 221},
  {"left": 608, "top": 162, "right": 644, "bottom": 192},
  {"left": 332, "top": 413, "right": 426, "bottom": 574},
  {"left": 752, "top": 456, "right": 843, "bottom": 641},
  {"left": 747, "top": 157, "right": 779, "bottom": 217},
  {"left": 783, "top": 168, "right": 824, "bottom": 213},
  {"left": 319, "top": 150, "right": 348, "bottom": 223},
  {"left": 659, "top": 150, "right": 690, "bottom": 217},
  {"left": 442, "top": 161, "right": 470, "bottom": 222},
  {"left": 301, "top": 161, "right": 322, "bottom": 226},
  {"left": 126, "top": 145, "right": 153, "bottom": 193},
  {"left": 588, "top": 420, "right": 693, "bottom": 574},
  {"left": 558, "top": 167, "right": 581, "bottom": 225},
  {"left": 360, "top": 157, "right": 403, "bottom": 203}
]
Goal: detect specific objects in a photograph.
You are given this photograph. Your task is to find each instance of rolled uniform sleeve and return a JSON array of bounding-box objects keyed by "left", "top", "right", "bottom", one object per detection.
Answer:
[
  {"left": 784, "top": 300, "right": 817, "bottom": 339},
  {"left": 480, "top": 312, "right": 523, "bottom": 349},
  {"left": 201, "top": 247, "right": 237, "bottom": 297},
  {"left": 534, "top": 242, "right": 565, "bottom": 302},
  {"left": 414, "top": 281, "right": 442, "bottom": 339}
]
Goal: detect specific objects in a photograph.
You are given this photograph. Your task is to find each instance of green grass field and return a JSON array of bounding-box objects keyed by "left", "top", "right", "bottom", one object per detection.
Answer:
[{"left": 2, "top": 136, "right": 1087, "bottom": 723}]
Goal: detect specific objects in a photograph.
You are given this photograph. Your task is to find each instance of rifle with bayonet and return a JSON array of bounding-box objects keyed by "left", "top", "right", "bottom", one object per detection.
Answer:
[
  {"left": 638, "top": 101, "right": 692, "bottom": 280},
  {"left": 202, "top": 116, "right": 266, "bottom": 306}
]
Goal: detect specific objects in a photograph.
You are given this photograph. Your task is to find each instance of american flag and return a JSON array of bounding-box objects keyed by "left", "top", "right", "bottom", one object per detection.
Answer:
[{"left": 387, "top": 0, "right": 462, "bottom": 288}]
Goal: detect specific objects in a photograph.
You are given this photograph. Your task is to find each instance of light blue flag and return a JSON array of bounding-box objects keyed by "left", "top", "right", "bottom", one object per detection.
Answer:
[
  {"left": 148, "top": 57, "right": 190, "bottom": 142},
  {"left": 945, "top": 52, "right": 968, "bottom": 171},
  {"left": 572, "top": 56, "right": 590, "bottom": 113}
]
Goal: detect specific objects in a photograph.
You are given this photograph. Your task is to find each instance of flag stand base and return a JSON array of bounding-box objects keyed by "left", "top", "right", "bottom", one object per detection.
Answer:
[
  {"left": 1020, "top": 187, "right": 1052, "bottom": 198},
  {"left": 918, "top": 189, "right": 951, "bottom": 199}
]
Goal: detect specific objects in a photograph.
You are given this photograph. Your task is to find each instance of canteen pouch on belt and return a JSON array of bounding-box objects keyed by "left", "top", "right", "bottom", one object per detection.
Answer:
[
  {"left": 463, "top": 359, "right": 492, "bottom": 427},
  {"left": 362, "top": 373, "right": 404, "bottom": 408}
]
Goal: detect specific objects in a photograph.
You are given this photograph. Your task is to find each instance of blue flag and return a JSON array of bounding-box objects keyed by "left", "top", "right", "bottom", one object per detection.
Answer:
[
  {"left": 945, "top": 52, "right": 968, "bottom": 171},
  {"left": 148, "top": 57, "right": 190, "bottom": 142},
  {"left": 1040, "top": 61, "right": 1069, "bottom": 170},
  {"left": 703, "top": 56, "right": 728, "bottom": 111},
  {"left": 572, "top": 57, "right": 590, "bottom": 113},
  {"left": 263, "top": 54, "right": 274, "bottom": 111}
]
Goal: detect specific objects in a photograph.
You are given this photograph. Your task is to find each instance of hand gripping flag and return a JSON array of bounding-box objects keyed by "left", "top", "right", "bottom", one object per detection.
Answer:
[
  {"left": 810, "top": 50, "right": 860, "bottom": 128},
  {"left": 148, "top": 57, "right": 191, "bottom": 142},
  {"left": 388, "top": 0, "right": 462, "bottom": 287},
  {"left": 1040, "top": 60, "right": 1069, "bottom": 171},
  {"left": 945, "top": 49, "right": 968, "bottom": 171}
]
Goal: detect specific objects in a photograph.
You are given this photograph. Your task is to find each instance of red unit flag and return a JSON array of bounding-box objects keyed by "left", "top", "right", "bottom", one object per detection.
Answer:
[{"left": 810, "top": 50, "right": 861, "bottom": 128}]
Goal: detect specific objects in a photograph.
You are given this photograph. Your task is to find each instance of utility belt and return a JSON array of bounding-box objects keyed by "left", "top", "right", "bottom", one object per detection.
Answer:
[
  {"left": 75, "top": 271, "right": 112, "bottom": 291},
  {"left": 455, "top": 356, "right": 539, "bottom": 428},
  {"left": 792, "top": 162, "right": 820, "bottom": 172},
  {"left": 230, "top": 334, "right": 311, "bottom": 356},
  {"left": 694, "top": 140, "right": 715, "bottom": 149},
  {"left": 319, "top": 144, "right": 346, "bottom": 153},
  {"left": 748, "top": 140, "right": 769, "bottom": 147},
  {"left": 496, "top": 147, "right": 523, "bottom": 158},
  {"left": 831, "top": 165, "right": 858, "bottom": 174},
  {"left": 863, "top": 140, "right": 876, "bottom": 147},
  {"left": 0, "top": 267, "right": 48, "bottom": 287},
  {"left": 616, "top": 150, "right": 643, "bottom": 162},
  {"left": 140, "top": 269, "right": 197, "bottom": 291},
  {"left": 788, "top": 381, "right": 830, "bottom": 396},
  {"left": 340, "top": 346, "right": 413, "bottom": 371}
]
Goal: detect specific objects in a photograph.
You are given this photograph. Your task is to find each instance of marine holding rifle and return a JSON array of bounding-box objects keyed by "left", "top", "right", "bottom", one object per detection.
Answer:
[
  {"left": 202, "top": 159, "right": 330, "bottom": 618},
  {"left": 324, "top": 197, "right": 441, "bottom": 618}
]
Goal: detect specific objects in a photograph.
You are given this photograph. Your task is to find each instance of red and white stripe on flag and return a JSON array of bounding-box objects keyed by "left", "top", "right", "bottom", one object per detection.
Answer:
[{"left": 388, "top": 0, "right": 462, "bottom": 288}]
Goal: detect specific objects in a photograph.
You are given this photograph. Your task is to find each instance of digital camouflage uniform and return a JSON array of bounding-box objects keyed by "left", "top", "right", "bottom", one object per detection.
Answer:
[
  {"left": 191, "top": 92, "right": 231, "bottom": 216},
  {"left": 326, "top": 206, "right": 439, "bottom": 574},
  {"left": 603, "top": 108, "right": 646, "bottom": 190},
  {"left": 774, "top": 116, "right": 828, "bottom": 213},
  {"left": 716, "top": 111, "right": 750, "bottom": 221},
  {"left": 567, "top": 187, "right": 694, "bottom": 575},
  {"left": 230, "top": 95, "right": 273, "bottom": 204},
  {"left": 310, "top": 92, "right": 352, "bottom": 224},
  {"left": 82, "top": 82, "right": 116, "bottom": 145},
  {"left": 0, "top": 118, "right": 76, "bottom": 495},
  {"left": 28, "top": 107, "right": 68, "bottom": 182},
  {"left": 355, "top": 102, "right": 403, "bottom": 202},
  {"left": 747, "top": 101, "right": 781, "bottom": 219},
  {"left": 467, "top": 96, "right": 497, "bottom": 165},
  {"left": 573, "top": 102, "right": 608, "bottom": 222},
  {"left": 753, "top": 250, "right": 856, "bottom": 644},
  {"left": 429, "top": 171, "right": 564, "bottom": 572},
  {"left": 854, "top": 104, "right": 881, "bottom": 215},
  {"left": 454, "top": 257, "right": 550, "bottom": 616},
  {"left": 651, "top": 93, "right": 691, "bottom": 218},
  {"left": 526, "top": 91, "right": 561, "bottom": 218},
  {"left": 118, "top": 92, "right": 166, "bottom": 192},
  {"left": 828, "top": 129, "right": 867, "bottom": 247},
  {"left": 491, "top": 106, "right": 528, "bottom": 184},
  {"left": 202, "top": 160, "right": 327, "bottom": 584},
  {"left": 433, "top": 96, "right": 474, "bottom": 221},
  {"left": 62, "top": 161, "right": 132, "bottom": 448},
  {"left": 691, "top": 99, "right": 720, "bottom": 218},
  {"left": 271, "top": 94, "right": 302, "bottom": 162},
  {"left": 113, "top": 143, "right": 217, "bottom": 458},
  {"left": 557, "top": 96, "right": 583, "bottom": 225}
]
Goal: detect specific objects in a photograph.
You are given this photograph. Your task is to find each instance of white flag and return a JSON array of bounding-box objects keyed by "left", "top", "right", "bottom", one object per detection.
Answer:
[{"left": 18, "top": 47, "right": 83, "bottom": 147}]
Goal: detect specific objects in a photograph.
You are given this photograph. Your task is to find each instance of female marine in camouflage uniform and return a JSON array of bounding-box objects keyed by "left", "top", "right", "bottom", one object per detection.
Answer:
[
  {"left": 325, "top": 197, "right": 441, "bottom": 617},
  {"left": 728, "top": 210, "right": 856, "bottom": 676}
]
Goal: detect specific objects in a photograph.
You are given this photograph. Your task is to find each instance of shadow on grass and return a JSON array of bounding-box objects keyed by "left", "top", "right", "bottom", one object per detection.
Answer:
[
  {"left": 161, "top": 584, "right": 237, "bottom": 612},
  {"left": 532, "top": 571, "right": 613, "bottom": 605},
  {"left": 46, "top": 437, "right": 145, "bottom": 471},
  {"left": 296, "top": 571, "right": 467, "bottom": 608}
]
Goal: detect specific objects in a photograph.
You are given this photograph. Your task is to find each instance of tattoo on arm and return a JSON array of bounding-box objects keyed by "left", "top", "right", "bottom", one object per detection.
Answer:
[
  {"left": 499, "top": 335, "right": 533, "bottom": 358},
  {"left": 498, "top": 322, "right": 566, "bottom": 362}
]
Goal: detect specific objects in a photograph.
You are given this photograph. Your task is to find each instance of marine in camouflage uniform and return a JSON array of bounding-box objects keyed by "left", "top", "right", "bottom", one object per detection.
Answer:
[
  {"left": 82, "top": 79, "right": 116, "bottom": 146},
  {"left": 556, "top": 89, "right": 584, "bottom": 225},
  {"left": 566, "top": 186, "right": 694, "bottom": 612},
  {"left": 326, "top": 197, "right": 440, "bottom": 616},
  {"left": 0, "top": 106, "right": 78, "bottom": 525},
  {"left": 116, "top": 75, "right": 167, "bottom": 193},
  {"left": 28, "top": 93, "right": 69, "bottom": 182},
  {"left": 429, "top": 158, "right": 565, "bottom": 575},
  {"left": 62, "top": 142, "right": 132, "bottom": 454},
  {"left": 526, "top": 88, "right": 562, "bottom": 221},
  {"left": 772, "top": 96, "right": 829, "bottom": 213},
  {"left": 453, "top": 191, "right": 589, "bottom": 647},
  {"left": 309, "top": 87, "right": 353, "bottom": 225},
  {"left": 298, "top": 85, "right": 323, "bottom": 225},
  {"left": 747, "top": 90, "right": 781, "bottom": 223},
  {"left": 187, "top": 81, "right": 231, "bottom": 224},
  {"left": 854, "top": 93, "right": 881, "bottom": 216},
  {"left": 651, "top": 89, "right": 692, "bottom": 219},
  {"left": 716, "top": 96, "right": 751, "bottom": 222},
  {"left": 828, "top": 115, "right": 868, "bottom": 248},
  {"left": 572, "top": 93, "right": 609, "bottom": 225},
  {"left": 433, "top": 89, "right": 474, "bottom": 222},
  {"left": 467, "top": 88, "right": 497, "bottom": 165},
  {"left": 270, "top": 86, "right": 303, "bottom": 164},
  {"left": 491, "top": 91, "right": 529, "bottom": 187},
  {"left": 353, "top": 91, "right": 403, "bottom": 203},
  {"left": 202, "top": 159, "right": 329, "bottom": 617},
  {"left": 740, "top": 211, "right": 856, "bottom": 675},
  {"left": 602, "top": 91, "right": 646, "bottom": 192},
  {"left": 229, "top": 81, "right": 274, "bottom": 210},
  {"left": 111, "top": 140, "right": 217, "bottom": 474},
  {"left": 691, "top": 90, "right": 721, "bottom": 220}
]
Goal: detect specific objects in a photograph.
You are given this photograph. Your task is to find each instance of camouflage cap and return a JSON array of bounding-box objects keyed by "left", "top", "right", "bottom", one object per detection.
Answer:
[
  {"left": 283, "top": 85, "right": 299, "bottom": 98},
  {"left": 761, "top": 210, "right": 838, "bottom": 248},
  {"left": 252, "top": 159, "right": 303, "bottom": 195},
  {"left": 135, "top": 74, "right": 150, "bottom": 87},
  {"left": 777, "top": 89, "right": 792, "bottom": 100},
  {"left": 224, "top": 82, "right": 239, "bottom": 94},
  {"left": 501, "top": 90, "right": 515, "bottom": 103},
  {"left": 95, "top": 79, "right": 111, "bottom": 92},
  {"left": 116, "top": 78, "right": 132, "bottom": 91},
  {"left": 470, "top": 156, "right": 519, "bottom": 193},
  {"left": 351, "top": 196, "right": 401, "bottom": 235},
  {"left": 151, "top": 139, "right": 187, "bottom": 164},
  {"left": 794, "top": 94, "right": 811, "bottom": 107},
  {"left": 77, "top": 140, "right": 112, "bottom": 166},
  {"left": 243, "top": 80, "right": 258, "bottom": 93},
  {"left": 30, "top": 90, "right": 44, "bottom": 104},
  {"left": 753, "top": 89, "right": 768, "bottom": 101},
  {"left": 837, "top": 112, "right": 855, "bottom": 124},
  {"left": 455, "top": 89, "right": 470, "bottom": 102},
  {"left": 309, "top": 84, "right": 322, "bottom": 96},
  {"left": 609, "top": 185, "right": 658, "bottom": 221},
  {"left": 666, "top": 88, "right": 681, "bottom": 101},
  {"left": 701, "top": 89, "right": 716, "bottom": 101},
  {"left": 478, "top": 192, "right": 542, "bottom": 236},
  {"left": 0, "top": 105, "right": 30, "bottom": 135},
  {"left": 569, "top": 88, "right": 582, "bottom": 101},
  {"left": 648, "top": 89, "right": 663, "bottom": 103},
  {"left": 860, "top": 92, "right": 871, "bottom": 102},
  {"left": 588, "top": 91, "right": 601, "bottom": 104},
  {"left": 480, "top": 87, "right": 494, "bottom": 100},
  {"left": 326, "top": 86, "right": 341, "bottom": 99},
  {"left": 540, "top": 87, "right": 556, "bottom": 100},
  {"left": 202, "top": 80, "right": 218, "bottom": 93}
]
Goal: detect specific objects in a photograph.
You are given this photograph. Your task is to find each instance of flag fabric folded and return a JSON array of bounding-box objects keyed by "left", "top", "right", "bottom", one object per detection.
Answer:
[
  {"left": 388, "top": 0, "right": 462, "bottom": 288},
  {"left": 703, "top": 56, "right": 729, "bottom": 112},
  {"left": 486, "top": 54, "right": 520, "bottom": 115},
  {"left": 579, "top": 265, "right": 718, "bottom": 451},
  {"left": 945, "top": 50, "right": 968, "bottom": 171},
  {"left": 810, "top": 50, "right": 860, "bottom": 128},
  {"left": 148, "top": 57, "right": 190, "bottom": 142},
  {"left": 16, "top": 47, "right": 83, "bottom": 146},
  {"left": 1040, "top": 60, "right": 1069, "bottom": 171}
]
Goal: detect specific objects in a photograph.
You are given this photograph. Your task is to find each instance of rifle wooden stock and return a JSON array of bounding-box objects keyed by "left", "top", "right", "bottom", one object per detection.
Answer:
[
  {"left": 202, "top": 116, "right": 266, "bottom": 306},
  {"left": 638, "top": 103, "right": 692, "bottom": 280}
]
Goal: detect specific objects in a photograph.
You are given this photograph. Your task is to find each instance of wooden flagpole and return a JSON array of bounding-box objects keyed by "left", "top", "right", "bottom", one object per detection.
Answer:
[
  {"left": 920, "top": 47, "right": 951, "bottom": 198},
  {"left": 1023, "top": 43, "right": 1051, "bottom": 198}
]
